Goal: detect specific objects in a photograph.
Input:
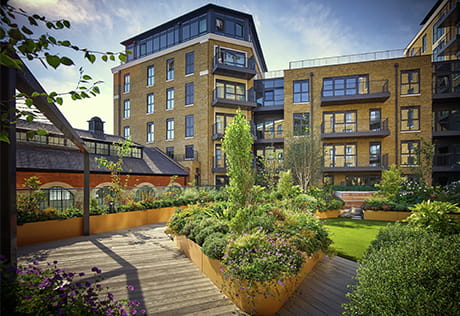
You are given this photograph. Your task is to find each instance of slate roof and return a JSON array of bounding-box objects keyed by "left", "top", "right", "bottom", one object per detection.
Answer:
[{"left": 16, "top": 120, "right": 188, "bottom": 176}]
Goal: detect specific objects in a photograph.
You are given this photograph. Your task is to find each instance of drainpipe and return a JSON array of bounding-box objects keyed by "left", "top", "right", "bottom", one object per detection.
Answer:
[
  {"left": 310, "top": 72, "right": 314, "bottom": 128},
  {"left": 394, "top": 63, "right": 399, "bottom": 166}
]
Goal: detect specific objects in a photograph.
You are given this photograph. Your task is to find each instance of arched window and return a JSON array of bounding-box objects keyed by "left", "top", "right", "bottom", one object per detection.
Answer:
[{"left": 46, "top": 186, "right": 74, "bottom": 210}]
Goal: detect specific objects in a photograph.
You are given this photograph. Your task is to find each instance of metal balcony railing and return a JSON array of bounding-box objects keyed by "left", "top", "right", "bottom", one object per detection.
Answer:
[
  {"left": 321, "top": 118, "right": 390, "bottom": 138},
  {"left": 433, "top": 153, "right": 460, "bottom": 168},
  {"left": 324, "top": 154, "right": 388, "bottom": 172},
  {"left": 173, "top": 151, "right": 199, "bottom": 162},
  {"left": 212, "top": 87, "right": 257, "bottom": 109},
  {"left": 254, "top": 129, "right": 284, "bottom": 141},
  {"left": 213, "top": 52, "right": 255, "bottom": 70}
]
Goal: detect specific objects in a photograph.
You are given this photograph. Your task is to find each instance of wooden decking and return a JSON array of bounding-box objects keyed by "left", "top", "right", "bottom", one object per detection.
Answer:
[{"left": 18, "top": 223, "right": 356, "bottom": 315}]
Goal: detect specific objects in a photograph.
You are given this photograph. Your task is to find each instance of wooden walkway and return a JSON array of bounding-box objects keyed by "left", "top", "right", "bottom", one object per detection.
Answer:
[{"left": 18, "top": 223, "right": 356, "bottom": 315}]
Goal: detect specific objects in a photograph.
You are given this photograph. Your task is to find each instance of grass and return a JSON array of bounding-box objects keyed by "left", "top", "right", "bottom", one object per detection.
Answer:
[{"left": 323, "top": 218, "right": 392, "bottom": 261}]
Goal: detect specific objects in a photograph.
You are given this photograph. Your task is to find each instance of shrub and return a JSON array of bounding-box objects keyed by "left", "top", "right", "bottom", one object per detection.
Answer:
[
  {"left": 325, "top": 198, "right": 344, "bottom": 210},
  {"left": 193, "top": 218, "right": 229, "bottom": 246},
  {"left": 202, "top": 232, "right": 228, "bottom": 259},
  {"left": 1, "top": 258, "right": 146, "bottom": 315},
  {"left": 375, "top": 164, "right": 405, "bottom": 201},
  {"left": 291, "top": 194, "right": 318, "bottom": 212},
  {"left": 406, "top": 200, "right": 460, "bottom": 235},
  {"left": 344, "top": 224, "right": 460, "bottom": 316}
]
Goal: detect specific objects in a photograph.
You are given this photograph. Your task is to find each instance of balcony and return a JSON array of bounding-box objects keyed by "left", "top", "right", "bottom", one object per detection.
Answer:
[
  {"left": 212, "top": 53, "right": 256, "bottom": 80},
  {"left": 433, "top": 60, "right": 460, "bottom": 100},
  {"left": 253, "top": 130, "right": 284, "bottom": 144},
  {"left": 173, "top": 151, "right": 199, "bottom": 162},
  {"left": 253, "top": 104, "right": 284, "bottom": 112},
  {"left": 321, "top": 80, "right": 389, "bottom": 106},
  {"left": 433, "top": 153, "right": 460, "bottom": 172},
  {"left": 436, "top": 30, "right": 460, "bottom": 57},
  {"left": 212, "top": 123, "right": 225, "bottom": 140},
  {"left": 212, "top": 88, "right": 257, "bottom": 110},
  {"left": 433, "top": 114, "right": 460, "bottom": 137},
  {"left": 323, "top": 154, "right": 388, "bottom": 172},
  {"left": 212, "top": 156, "right": 226, "bottom": 173},
  {"left": 321, "top": 118, "right": 390, "bottom": 139},
  {"left": 438, "top": 1, "right": 460, "bottom": 28}
]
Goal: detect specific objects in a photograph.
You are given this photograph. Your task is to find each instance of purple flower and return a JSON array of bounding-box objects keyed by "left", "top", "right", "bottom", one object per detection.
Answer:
[
  {"left": 277, "top": 280, "right": 284, "bottom": 286},
  {"left": 127, "top": 285, "right": 135, "bottom": 291},
  {"left": 91, "top": 267, "right": 102, "bottom": 274}
]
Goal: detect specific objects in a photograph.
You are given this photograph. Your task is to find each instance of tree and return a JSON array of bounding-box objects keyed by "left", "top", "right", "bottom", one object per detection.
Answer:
[
  {"left": 284, "top": 128, "right": 323, "bottom": 191},
  {"left": 0, "top": 3, "right": 128, "bottom": 142},
  {"left": 222, "top": 110, "right": 254, "bottom": 207}
]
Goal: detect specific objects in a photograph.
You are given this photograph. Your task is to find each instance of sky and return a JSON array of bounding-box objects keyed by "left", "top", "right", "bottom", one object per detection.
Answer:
[{"left": 10, "top": 0, "right": 435, "bottom": 133}]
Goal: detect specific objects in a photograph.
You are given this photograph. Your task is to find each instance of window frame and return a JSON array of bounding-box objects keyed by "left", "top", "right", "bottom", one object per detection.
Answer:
[
  {"left": 166, "top": 88, "right": 174, "bottom": 110},
  {"left": 166, "top": 146, "right": 174, "bottom": 159},
  {"left": 369, "top": 108, "right": 382, "bottom": 131},
  {"left": 185, "top": 82, "right": 194, "bottom": 106},
  {"left": 369, "top": 142, "right": 381, "bottom": 166},
  {"left": 401, "top": 140, "right": 420, "bottom": 166},
  {"left": 400, "top": 106, "right": 420, "bottom": 131},
  {"left": 123, "top": 99, "right": 130, "bottom": 119},
  {"left": 147, "top": 65, "right": 154, "bottom": 86},
  {"left": 322, "top": 111, "right": 357, "bottom": 134},
  {"left": 324, "top": 143, "right": 357, "bottom": 168},
  {"left": 123, "top": 74, "right": 130, "bottom": 93},
  {"left": 185, "top": 144, "right": 194, "bottom": 160},
  {"left": 166, "top": 58, "right": 174, "bottom": 81},
  {"left": 123, "top": 126, "right": 130, "bottom": 139},
  {"left": 216, "top": 79, "right": 245, "bottom": 101},
  {"left": 293, "top": 113, "right": 310, "bottom": 136},
  {"left": 146, "top": 93, "right": 154, "bottom": 114},
  {"left": 293, "top": 80, "right": 309, "bottom": 103},
  {"left": 185, "top": 114, "right": 194, "bottom": 138},
  {"left": 322, "top": 74, "right": 369, "bottom": 97},
  {"left": 185, "top": 52, "right": 194, "bottom": 75},
  {"left": 147, "top": 122, "right": 154, "bottom": 143},
  {"left": 400, "top": 69, "right": 420, "bottom": 95},
  {"left": 166, "top": 118, "right": 174, "bottom": 140}
]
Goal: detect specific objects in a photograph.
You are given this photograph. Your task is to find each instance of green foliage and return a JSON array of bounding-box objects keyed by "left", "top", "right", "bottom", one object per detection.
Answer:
[
  {"left": 406, "top": 200, "right": 460, "bottom": 235},
  {"left": 201, "top": 232, "right": 228, "bottom": 259},
  {"left": 344, "top": 224, "right": 460, "bottom": 316},
  {"left": 276, "top": 170, "right": 302, "bottom": 199},
  {"left": 305, "top": 186, "right": 344, "bottom": 211},
  {"left": 16, "top": 176, "right": 46, "bottom": 224},
  {"left": 192, "top": 218, "right": 229, "bottom": 246},
  {"left": 290, "top": 194, "right": 318, "bottom": 212},
  {"left": 375, "top": 164, "right": 406, "bottom": 201},
  {"left": 222, "top": 110, "right": 254, "bottom": 207},
  {"left": 332, "top": 185, "right": 377, "bottom": 191}
]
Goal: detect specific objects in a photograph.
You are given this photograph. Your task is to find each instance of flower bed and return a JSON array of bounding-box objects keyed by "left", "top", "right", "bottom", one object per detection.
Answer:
[
  {"left": 174, "top": 234, "right": 324, "bottom": 316},
  {"left": 17, "top": 206, "right": 185, "bottom": 246}
]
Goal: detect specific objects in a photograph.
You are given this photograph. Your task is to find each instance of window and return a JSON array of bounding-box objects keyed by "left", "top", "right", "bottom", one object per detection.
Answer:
[
  {"left": 422, "top": 35, "right": 427, "bottom": 53},
  {"left": 324, "top": 143, "right": 356, "bottom": 167},
  {"left": 214, "top": 113, "right": 235, "bottom": 135},
  {"left": 401, "top": 140, "right": 419, "bottom": 165},
  {"left": 166, "top": 118, "right": 174, "bottom": 140},
  {"left": 215, "top": 144, "right": 224, "bottom": 168},
  {"left": 185, "top": 145, "right": 194, "bottom": 160},
  {"left": 123, "top": 100, "right": 130, "bottom": 118},
  {"left": 215, "top": 175, "right": 229, "bottom": 186},
  {"left": 235, "top": 23, "right": 243, "bottom": 38},
  {"left": 433, "top": 18, "right": 445, "bottom": 44},
  {"left": 216, "top": 18, "right": 224, "bottom": 32},
  {"left": 323, "top": 111, "right": 356, "bottom": 133},
  {"left": 123, "top": 74, "right": 130, "bottom": 93},
  {"left": 166, "top": 146, "right": 174, "bottom": 159},
  {"left": 123, "top": 126, "right": 130, "bottom": 139},
  {"left": 185, "top": 82, "right": 194, "bottom": 105},
  {"left": 369, "top": 109, "right": 381, "bottom": 131},
  {"left": 147, "top": 93, "right": 154, "bottom": 114},
  {"left": 401, "top": 106, "right": 420, "bottom": 131},
  {"left": 256, "top": 120, "right": 283, "bottom": 139},
  {"left": 369, "top": 142, "right": 381, "bottom": 166},
  {"left": 166, "top": 88, "right": 174, "bottom": 110},
  {"left": 45, "top": 187, "right": 74, "bottom": 210},
  {"left": 322, "top": 75, "right": 368, "bottom": 97},
  {"left": 217, "top": 48, "right": 246, "bottom": 67},
  {"left": 185, "top": 115, "right": 194, "bottom": 137},
  {"left": 147, "top": 65, "right": 154, "bottom": 86},
  {"left": 293, "top": 80, "right": 309, "bottom": 103},
  {"left": 400, "top": 69, "right": 420, "bottom": 95},
  {"left": 147, "top": 122, "right": 154, "bottom": 143},
  {"left": 185, "top": 52, "right": 194, "bottom": 75},
  {"left": 256, "top": 78, "right": 284, "bottom": 107},
  {"left": 166, "top": 58, "right": 174, "bottom": 80},
  {"left": 293, "top": 113, "right": 310, "bottom": 136},
  {"left": 216, "top": 80, "right": 245, "bottom": 101}
]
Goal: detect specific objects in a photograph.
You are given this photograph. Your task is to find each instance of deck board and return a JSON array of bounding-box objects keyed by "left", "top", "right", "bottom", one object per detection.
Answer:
[{"left": 19, "top": 223, "right": 357, "bottom": 315}]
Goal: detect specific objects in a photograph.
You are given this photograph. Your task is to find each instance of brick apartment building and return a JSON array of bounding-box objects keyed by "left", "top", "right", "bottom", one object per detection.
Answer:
[{"left": 111, "top": 2, "right": 459, "bottom": 186}]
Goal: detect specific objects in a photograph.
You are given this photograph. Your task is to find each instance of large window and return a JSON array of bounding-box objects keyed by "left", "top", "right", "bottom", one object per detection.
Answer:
[
  {"left": 45, "top": 187, "right": 74, "bottom": 210},
  {"left": 256, "top": 120, "right": 283, "bottom": 139},
  {"left": 324, "top": 143, "right": 357, "bottom": 167},
  {"left": 215, "top": 15, "right": 245, "bottom": 40},
  {"left": 185, "top": 82, "right": 194, "bottom": 105},
  {"left": 256, "top": 146, "right": 284, "bottom": 165},
  {"left": 322, "top": 75, "right": 368, "bottom": 97},
  {"left": 147, "top": 93, "right": 154, "bottom": 114},
  {"left": 293, "top": 113, "right": 310, "bottom": 136},
  {"left": 166, "top": 118, "right": 174, "bottom": 140},
  {"left": 216, "top": 47, "right": 246, "bottom": 67},
  {"left": 400, "top": 69, "right": 420, "bottom": 95},
  {"left": 123, "top": 126, "right": 130, "bottom": 139},
  {"left": 166, "top": 88, "right": 174, "bottom": 110},
  {"left": 401, "top": 106, "right": 420, "bottom": 131},
  {"left": 369, "top": 142, "right": 381, "bottom": 166},
  {"left": 185, "top": 52, "right": 194, "bottom": 75},
  {"left": 147, "top": 65, "right": 154, "bottom": 86},
  {"left": 147, "top": 122, "right": 154, "bottom": 143},
  {"left": 369, "top": 109, "right": 382, "bottom": 131},
  {"left": 123, "top": 100, "right": 130, "bottom": 118},
  {"left": 185, "top": 145, "right": 194, "bottom": 160},
  {"left": 185, "top": 115, "right": 194, "bottom": 137},
  {"left": 215, "top": 113, "right": 235, "bottom": 135},
  {"left": 401, "top": 140, "right": 419, "bottom": 166},
  {"left": 256, "top": 78, "right": 284, "bottom": 107},
  {"left": 166, "top": 58, "right": 174, "bottom": 81},
  {"left": 293, "top": 80, "right": 309, "bottom": 103},
  {"left": 323, "top": 111, "right": 356, "bottom": 133},
  {"left": 123, "top": 74, "right": 130, "bottom": 93},
  {"left": 216, "top": 80, "right": 245, "bottom": 101},
  {"left": 181, "top": 14, "right": 207, "bottom": 42}
]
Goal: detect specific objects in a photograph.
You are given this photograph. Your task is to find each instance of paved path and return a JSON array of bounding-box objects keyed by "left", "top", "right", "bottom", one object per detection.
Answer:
[{"left": 18, "top": 223, "right": 356, "bottom": 315}]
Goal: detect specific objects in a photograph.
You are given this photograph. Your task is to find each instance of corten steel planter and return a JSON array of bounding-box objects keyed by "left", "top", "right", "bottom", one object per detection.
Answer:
[
  {"left": 174, "top": 235, "right": 325, "bottom": 316},
  {"left": 314, "top": 209, "right": 342, "bottom": 218}
]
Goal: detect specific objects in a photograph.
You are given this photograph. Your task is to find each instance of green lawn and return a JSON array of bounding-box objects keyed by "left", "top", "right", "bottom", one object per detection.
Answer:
[{"left": 323, "top": 218, "right": 392, "bottom": 261}]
